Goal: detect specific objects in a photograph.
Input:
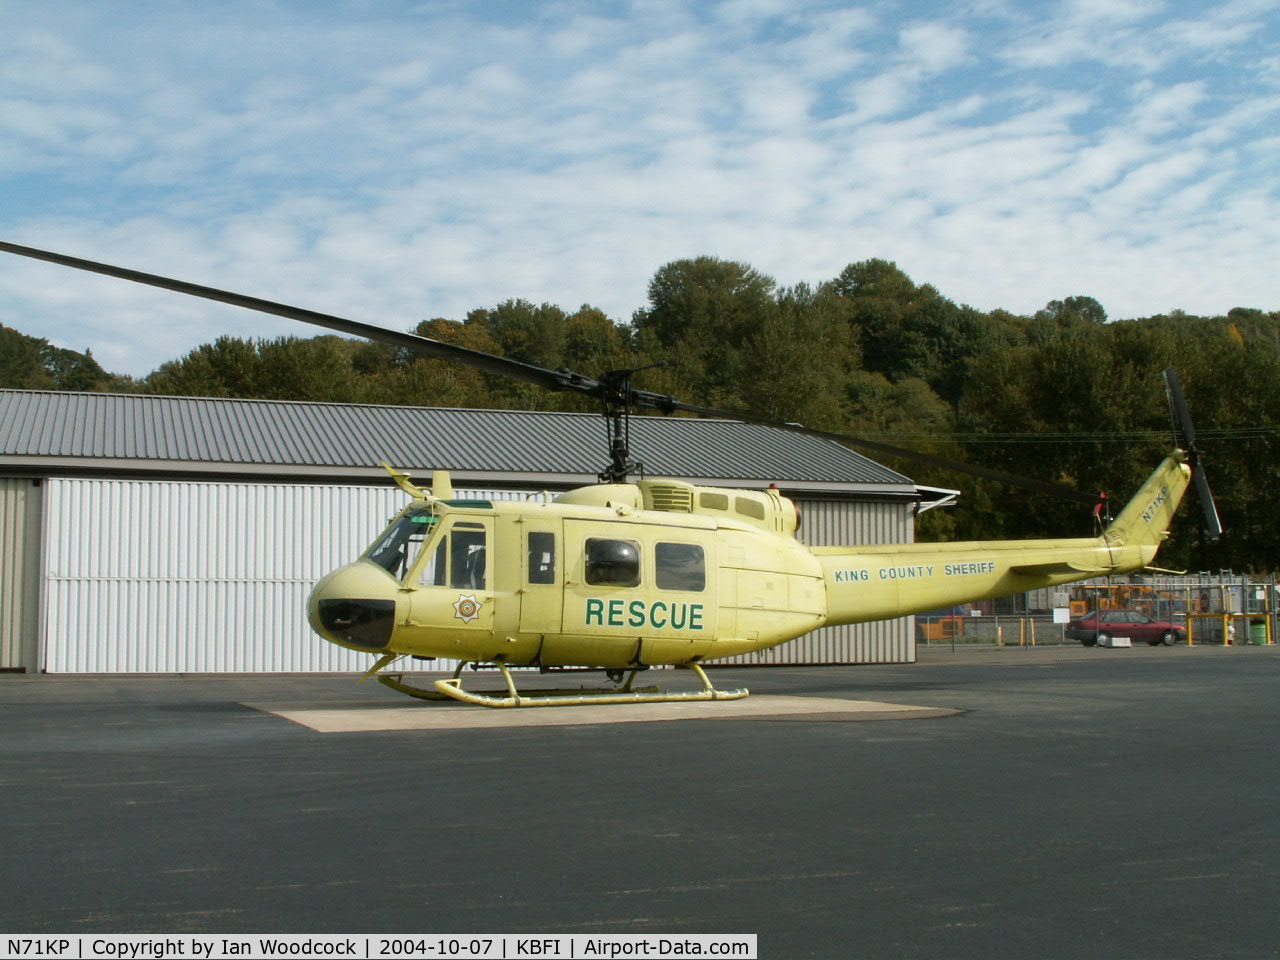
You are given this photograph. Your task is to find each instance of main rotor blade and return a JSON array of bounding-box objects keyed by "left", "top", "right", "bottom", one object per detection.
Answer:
[
  {"left": 2, "top": 238, "right": 1102, "bottom": 506},
  {"left": 0, "top": 240, "right": 586, "bottom": 394}
]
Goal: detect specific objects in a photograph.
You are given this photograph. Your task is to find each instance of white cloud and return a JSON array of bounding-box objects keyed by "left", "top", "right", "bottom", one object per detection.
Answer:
[
  {"left": 1129, "top": 80, "right": 1209, "bottom": 135},
  {"left": 0, "top": 27, "right": 113, "bottom": 94},
  {"left": 1160, "top": 0, "right": 1274, "bottom": 52},
  {"left": 738, "top": 74, "right": 815, "bottom": 129},
  {"left": 714, "top": 0, "right": 795, "bottom": 25},
  {"left": 1099, "top": 148, "right": 1214, "bottom": 210},
  {"left": 898, "top": 20, "right": 972, "bottom": 75},
  {"left": 780, "top": 8, "right": 875, "bottom": 82},
  {"left": 845, "top": 71, "right": 915, "bottom": 122},
  {"left": 1065, "top": 0, "right": 1165, "bottom": 25},
  {"left": 0, "top": 0, "right": 1277, "bottom": 377}
]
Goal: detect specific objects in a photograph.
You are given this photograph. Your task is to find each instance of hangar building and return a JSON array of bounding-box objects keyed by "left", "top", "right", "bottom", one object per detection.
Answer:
[{"left": 0, "top": 389, "right": 929, "bottom": 674}]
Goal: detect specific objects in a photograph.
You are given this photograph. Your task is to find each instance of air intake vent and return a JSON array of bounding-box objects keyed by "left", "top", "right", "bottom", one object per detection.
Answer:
[{"left": 645, "top": 483, "right": 694, "bottom": 513}]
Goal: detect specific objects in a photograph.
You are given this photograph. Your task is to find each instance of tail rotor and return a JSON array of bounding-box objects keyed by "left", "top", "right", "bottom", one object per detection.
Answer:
[{"left": 1163, "top": 368, "right": 1223, "bottom": 540}]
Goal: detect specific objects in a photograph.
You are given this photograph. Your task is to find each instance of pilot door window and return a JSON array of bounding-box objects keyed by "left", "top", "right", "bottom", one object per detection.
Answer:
[{"left": 416, "top": 521, "right": 487, "bottom": 590}]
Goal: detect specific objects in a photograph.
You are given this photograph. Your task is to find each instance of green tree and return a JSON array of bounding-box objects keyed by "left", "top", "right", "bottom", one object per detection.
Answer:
[
  {"left": 474, "top": 300, "right": 567, "bottom": 370},
  {"left": 253, "top": 336, "right": 365, "bottom": 401},
  {"left": 828, "top": 259, "right": 999, "bottom": 403},
  {"left": 955, "top": 316, "right": 1189, "bottom": 544},
  {"left": 1036, "top": 296, "right": 1107, "bottom": 326},
  {"left": 562, "top": 305, "right": 633, "bottom": 378},
  {"left": 630, "top": 257, "right": 777, "bottom": 408},
  {"left": 0, "top": 324, "right": 51, "bottom": 388},
  {"left": 40, "top": 344, "right": 110, "bottom": 390},
  {"left": 1, "top": 323, "right": 118, "bottom": 391},
  {"left": 723, "top": 283, "right": 858, "bottom": 427},
  {"left": 405, "top": 316, "right": 510, "bottom": 409},
  {"left": 1160, "top": 317, "right": 1280, "bottom": 571},
  {"left": 145, "top": 336, "right": 263, "bottom": 397}
]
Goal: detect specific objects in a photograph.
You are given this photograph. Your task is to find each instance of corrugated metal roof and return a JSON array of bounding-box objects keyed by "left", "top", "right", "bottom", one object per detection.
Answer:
[{"left": 0, "top": 389, "right": 914, "bottom": 488}]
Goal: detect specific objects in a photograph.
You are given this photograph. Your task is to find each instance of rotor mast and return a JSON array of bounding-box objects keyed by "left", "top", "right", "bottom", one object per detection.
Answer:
[{"left": 596, "top": 364, "right": 665, "bottom": 484}]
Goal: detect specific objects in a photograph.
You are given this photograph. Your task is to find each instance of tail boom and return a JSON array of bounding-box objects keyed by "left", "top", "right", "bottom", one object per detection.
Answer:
[{"left": 815, "top": 452, "right": 1192, "bottom": 627}]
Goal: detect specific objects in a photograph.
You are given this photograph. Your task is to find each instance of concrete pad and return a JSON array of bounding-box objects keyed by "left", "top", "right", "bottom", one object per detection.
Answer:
[{"left": 244, "top": 694, "right": 960, "bottom": 732}]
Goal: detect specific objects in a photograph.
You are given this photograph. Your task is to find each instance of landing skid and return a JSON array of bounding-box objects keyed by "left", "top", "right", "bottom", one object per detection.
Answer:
[{"left": 376, "top": 661, "right": 749, "bottom": 708}]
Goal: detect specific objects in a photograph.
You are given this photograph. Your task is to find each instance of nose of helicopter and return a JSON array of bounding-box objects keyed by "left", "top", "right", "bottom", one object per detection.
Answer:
[{"left": 307, "top": 561, "right": 401, "bottom": 652}]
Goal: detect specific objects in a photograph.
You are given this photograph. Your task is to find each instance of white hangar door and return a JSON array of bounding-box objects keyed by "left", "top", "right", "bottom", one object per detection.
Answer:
[{"left": 39, "top": 478, "right": 411, "bottom": 673}]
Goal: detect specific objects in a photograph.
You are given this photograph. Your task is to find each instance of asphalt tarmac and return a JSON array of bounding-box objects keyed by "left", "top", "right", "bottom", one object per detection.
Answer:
[{"left": 3, "top": 643, "right": 1279, "bottom": 959}]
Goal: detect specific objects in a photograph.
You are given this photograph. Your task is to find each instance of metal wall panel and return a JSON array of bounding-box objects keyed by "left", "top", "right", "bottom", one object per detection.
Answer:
[
  {"left": 41, "top": 478, "right": 524, "bottom": 673},
  {"left": 1, "top": 477, "right": 40, "bottom": 670}
]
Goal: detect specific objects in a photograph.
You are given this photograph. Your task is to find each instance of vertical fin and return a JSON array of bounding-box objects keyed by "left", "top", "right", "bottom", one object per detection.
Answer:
[{"left": 1103, "top": 453, "right": 1192, "bottom": 548}]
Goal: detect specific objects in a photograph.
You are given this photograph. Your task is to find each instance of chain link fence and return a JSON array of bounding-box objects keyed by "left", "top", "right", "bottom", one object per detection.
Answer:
[{"left": 917, "top": 571, "right": 1278, "bottom": 647}]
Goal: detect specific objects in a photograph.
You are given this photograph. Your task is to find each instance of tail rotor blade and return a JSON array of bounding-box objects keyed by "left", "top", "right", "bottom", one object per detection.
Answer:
[
  {"left": 1163, "top": 368, "right": 1197, "bottom": 449},
  {"left": 1193, "top": 464, "right": 1224, "bottom": 541},
  {"left": 1163, "top": 368, "right": 1223, "bottom": 540}
]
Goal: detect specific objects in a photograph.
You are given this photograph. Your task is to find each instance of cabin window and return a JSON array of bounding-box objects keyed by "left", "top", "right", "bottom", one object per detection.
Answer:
[
  {"left": 699, "top": 492, "right": 728, "bottom": 511},
  {"left": 585, "top": 538, "right": 641, "bottom": 587},
  {"left": 655, "top": 542, "right": 706, "bottom": 592},
  {"left": 735, "top": 497, "right": 766, "bottom": 520},
  {"left": 417, "top": 521, "right": 486, "bottom": 589},
  {"left": 528, "top": 531, "right": 555, "bottom": 584},
  {"left": 367, "top": 507, "right": 437, "bottom": 579}
]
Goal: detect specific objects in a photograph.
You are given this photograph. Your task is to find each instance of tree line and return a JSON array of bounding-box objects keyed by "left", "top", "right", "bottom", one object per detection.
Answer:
[{"left": 4, "top": 256, "right": 1277, "bottom": 570}]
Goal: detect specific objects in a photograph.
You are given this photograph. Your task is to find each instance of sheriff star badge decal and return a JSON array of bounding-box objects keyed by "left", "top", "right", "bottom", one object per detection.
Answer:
[{"left": 453, "top": 594, "right": 482, "bottom": 623}]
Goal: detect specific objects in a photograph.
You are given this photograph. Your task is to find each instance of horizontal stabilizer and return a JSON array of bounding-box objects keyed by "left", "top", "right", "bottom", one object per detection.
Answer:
[{"left": 1011, "top": 560, "right": 1107, "bottom": 577}]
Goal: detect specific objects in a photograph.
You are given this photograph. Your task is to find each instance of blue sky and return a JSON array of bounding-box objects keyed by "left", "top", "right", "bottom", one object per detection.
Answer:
[{"left": 1, "top": 0, "right": 1277, "bottom": 377}]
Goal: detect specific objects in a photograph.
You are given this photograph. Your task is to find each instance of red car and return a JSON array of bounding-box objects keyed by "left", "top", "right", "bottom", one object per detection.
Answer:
[{"left": 1068, "top": 609, "right": 1185, "bottom": 646}]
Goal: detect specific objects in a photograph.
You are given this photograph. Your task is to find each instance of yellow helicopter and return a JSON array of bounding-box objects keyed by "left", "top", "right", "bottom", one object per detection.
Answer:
[{"left": 0, "top": 240, "right": 1222, "bottom": 707}]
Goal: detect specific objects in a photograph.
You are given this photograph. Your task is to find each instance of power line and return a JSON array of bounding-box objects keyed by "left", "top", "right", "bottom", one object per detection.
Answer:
[{"left": 854, "top": 427, "right": 1280, "bottom": 443}]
